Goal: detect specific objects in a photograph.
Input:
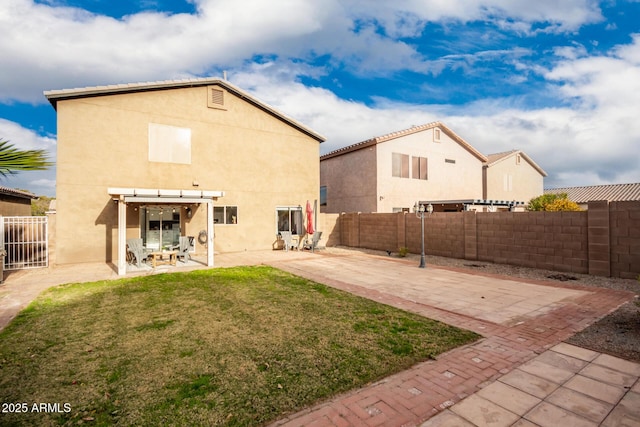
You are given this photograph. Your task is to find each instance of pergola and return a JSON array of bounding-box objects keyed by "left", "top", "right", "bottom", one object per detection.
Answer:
[
  {"left": 418, "top": 199, "right": 525, "bottom": 212},
  {"left": 108, "top": 188, "right": 224, "bottom": 275}
]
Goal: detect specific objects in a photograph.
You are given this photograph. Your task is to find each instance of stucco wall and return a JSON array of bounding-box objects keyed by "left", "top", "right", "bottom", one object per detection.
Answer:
[
  {"left": 320, "top": 146, "right": 377, "bottom": 213},
  {"left": 376, "top": 128, "right": 484, "bottom": 212},
  {"left": 485, "top": 155, "right": 544, "bottom": 202},
  {"left": 55, "top": 84, "right": 320, "bottom": 264},
  {"left": 320, "top": 126, "right": 485, "bottom": 214},
  {"left": 0, "top": 197, "right": 32, "bottom": 216}
]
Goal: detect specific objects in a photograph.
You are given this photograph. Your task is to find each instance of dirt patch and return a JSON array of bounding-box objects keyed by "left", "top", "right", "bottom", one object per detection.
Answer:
[{"left": 566, "top": 301, "right": 640, "bottom": 363}]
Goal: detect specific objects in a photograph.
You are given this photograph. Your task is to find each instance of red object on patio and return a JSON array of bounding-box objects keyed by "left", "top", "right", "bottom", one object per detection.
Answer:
[{"left": 305, "top": 200, "right": 314, "bottom": 235}]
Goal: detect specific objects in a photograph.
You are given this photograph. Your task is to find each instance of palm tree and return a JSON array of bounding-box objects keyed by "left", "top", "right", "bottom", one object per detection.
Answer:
[{"left": 0, "top": 139, "right": 52, "bottom": 178}]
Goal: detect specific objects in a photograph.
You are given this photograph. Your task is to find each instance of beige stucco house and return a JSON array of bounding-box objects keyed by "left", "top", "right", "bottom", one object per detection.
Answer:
[
  {"left": 483, "top": 150, "right": 547, "bottom": 208},
  {"left": 320, "top": 122, "right": 488, "bottom": 213},
  {"left": 45, "top": 78, "right": 324, "bottom": 274}
]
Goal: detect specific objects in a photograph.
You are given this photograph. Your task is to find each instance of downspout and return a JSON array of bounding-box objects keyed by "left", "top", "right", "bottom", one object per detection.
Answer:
[{"left": 482, "top": 165, "right": 488, "bottom": 200}]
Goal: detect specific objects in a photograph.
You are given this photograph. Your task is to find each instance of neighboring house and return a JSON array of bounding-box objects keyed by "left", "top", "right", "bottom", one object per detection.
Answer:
[
  {"left": 484, "top": 150, "right": 547, "bottom": 207},
  {"left": 545, "top": 183, "right": 640, "bottom": 210},
  {"left": 320, "top": 122, "right": 546, "bottom": 213},
  {"left": 0, "top": 186, "right": 37, "bottom": 216},
  {"left": 320, "top": 122, "right": 488, "bottom": 213},
  {"left": 45, "top": 78, "right": 325, "bottom": 275}
]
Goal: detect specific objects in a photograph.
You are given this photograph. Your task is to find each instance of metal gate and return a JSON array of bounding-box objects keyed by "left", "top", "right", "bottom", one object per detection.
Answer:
[{"left": 1, "top": 216, "right": 48, "bottom": 270}]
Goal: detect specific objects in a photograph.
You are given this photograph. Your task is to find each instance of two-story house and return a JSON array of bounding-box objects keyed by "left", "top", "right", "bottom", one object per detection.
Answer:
[
  {"left": 320, "top": 122, "right": 487, "bottom": 213},
  {"left": 320, "top": 122, "right": 546, "bottom": 213},
  {"left": 45, "top": 78, "right": 325, "bottom": 275}
]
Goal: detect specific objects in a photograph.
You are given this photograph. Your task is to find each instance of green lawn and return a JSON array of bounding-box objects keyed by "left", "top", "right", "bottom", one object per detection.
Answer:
[{"left": 0, "top": 266, "right": 480, "bottom": 426}]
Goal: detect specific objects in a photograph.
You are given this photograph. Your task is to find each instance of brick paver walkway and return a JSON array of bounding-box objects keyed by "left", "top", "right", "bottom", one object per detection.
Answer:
[{"left": 268, "top": 252, "right": 636, "bottom": 427}]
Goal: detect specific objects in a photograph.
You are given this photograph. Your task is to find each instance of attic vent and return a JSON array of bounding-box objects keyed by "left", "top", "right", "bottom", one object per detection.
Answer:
[
  {"left": 207, "top": 86, "right": 227, "bottom": 110},
  {"left": 433, "top": 128, "right": 441, "bottom": 142}
]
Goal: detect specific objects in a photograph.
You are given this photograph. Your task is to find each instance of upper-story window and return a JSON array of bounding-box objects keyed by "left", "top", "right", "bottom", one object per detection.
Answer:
[
  {"left": 392, "top": 153, "right": 409, "bottom": 178},
  {"left": 320, "top": 186, "right": 327, "bottom": 206},
  {"left": 148, "top": 123, "right": 191, "bottom": 165},
  {"left": 412, "top": 156, "right": 428, "bottom": 180}
]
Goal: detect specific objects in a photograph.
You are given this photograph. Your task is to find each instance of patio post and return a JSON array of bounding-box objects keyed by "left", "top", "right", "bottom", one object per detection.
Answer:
[
  {"left": 207, "top": 200, "right": 214, "bottom": 267},
  {"left": 117, "top": 196, "right": 127, "bottom": 275}
]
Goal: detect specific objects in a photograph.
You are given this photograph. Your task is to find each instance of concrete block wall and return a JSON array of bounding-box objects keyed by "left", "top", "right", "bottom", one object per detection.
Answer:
[
  {"left": 477, "top": 211, "right": 588, "bottom": 273},
  {"left": 464, "top": 211, "right": 478, "bottom": 261},
  {"left": 359, "top": 213, "right": 399, "bottom": 252},
  {"left": 331, "top": 200, "right": 640, "bottom": 278},
  {"left": 405, "top": 213, "right": 465, "bottom": 259},
  {"left": 339, "top": 212, "right": 360, "bottom": 248},
  {"left": 609, "top": 201, "right": 640, "bottom": 279},
  {"left": 588, "top": 201, "right": 610, "bottom": 276}
]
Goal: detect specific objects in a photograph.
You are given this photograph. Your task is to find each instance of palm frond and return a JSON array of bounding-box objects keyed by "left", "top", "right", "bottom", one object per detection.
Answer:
[{"left": 0, "top": 139, "right": 53, "bottom": 179}]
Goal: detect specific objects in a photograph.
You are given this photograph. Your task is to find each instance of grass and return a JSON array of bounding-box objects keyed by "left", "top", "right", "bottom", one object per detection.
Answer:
[{"left": 0, "top": 266, "right": 480, "bottom": 426}]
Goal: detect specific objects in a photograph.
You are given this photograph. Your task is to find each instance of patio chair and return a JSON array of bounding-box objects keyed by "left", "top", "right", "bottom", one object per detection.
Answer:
[
  {"left": 171, "top": 236, "right": 191, "bottom": 263},
  {"left": 280, "top": 231, "right": 293, "bottom": 252},
  {"left": 126, "top": 238, "right": 145, "bottom": 268},
  {"left": 303, "top": 231, "right": 323, "bottom": 251}
]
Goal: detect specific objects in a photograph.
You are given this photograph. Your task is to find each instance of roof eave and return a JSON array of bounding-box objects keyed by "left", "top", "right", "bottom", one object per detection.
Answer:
[
  {"left": 321, "top": 121, "right": 488, "bottom": 162},
  {"left": 485, "top": 150, "right": 547, "bottom": 177},
  {"left": 44, "top": 78, "right": 326, "bottom": 143}
]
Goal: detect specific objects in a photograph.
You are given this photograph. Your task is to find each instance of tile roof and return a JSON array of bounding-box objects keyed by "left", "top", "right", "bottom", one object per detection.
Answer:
[
  {"left": 485, "top": 149, "right": 548, "bottom": 177},
  {"left": 320, "top": 121, "right": 487, "bottom": 162},
  {"left": 43, "top": 77, "right": 326, "bottom": 143},
  {"left": 486, "top": 149, "right": 518, "bottom": 164},
  {"left": 0, "top": 186, "right": 37, "bottom": 199},
  {"left": 544, "top": 183, "right": 640, "bottom": 203}
]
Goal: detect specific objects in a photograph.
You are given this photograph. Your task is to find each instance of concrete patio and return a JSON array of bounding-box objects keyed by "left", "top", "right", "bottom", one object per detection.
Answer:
[{"left": 0, "top": 248, "right": 638, "bottom": 426}]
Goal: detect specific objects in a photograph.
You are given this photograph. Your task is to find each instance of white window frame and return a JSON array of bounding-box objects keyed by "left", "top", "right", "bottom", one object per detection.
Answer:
[
  {"left": 214, "top": 206, "right": 238, "bottom": 225},
  {"left": 276, "top": 206, "right": 303, "bottom": 235}
]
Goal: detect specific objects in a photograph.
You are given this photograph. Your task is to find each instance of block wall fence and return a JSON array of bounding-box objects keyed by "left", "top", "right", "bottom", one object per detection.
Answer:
[{"left": 319, "top": 201, "right": 640, "bottom": 279}]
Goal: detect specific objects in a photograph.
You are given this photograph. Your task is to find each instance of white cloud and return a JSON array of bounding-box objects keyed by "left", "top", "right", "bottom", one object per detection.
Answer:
[
  {"left": 0, "top": 118, "right": 57, "bottom": 195},
  {"left": 0, "top": 0, "right": 635, "bottom": 193},
  {"left": 0, "top": 119, "right": 56, "bottom": 153},
  {"left": 0, "top": 0, "right": 606, "bottom": 103},
  {"left": 439, "top": 36, "right": 640, "bottom": 186},
  {"left": 228, "top": 33, "right": 640, "bottom": 188},
  {"left": 344, "top": 0, "right": 602, "bottom": 35}
]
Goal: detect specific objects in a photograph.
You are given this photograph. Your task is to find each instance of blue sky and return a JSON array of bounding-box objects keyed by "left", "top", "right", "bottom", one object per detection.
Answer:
[{"left": 1, "top": 0, "right": 639, "bottom": 197}]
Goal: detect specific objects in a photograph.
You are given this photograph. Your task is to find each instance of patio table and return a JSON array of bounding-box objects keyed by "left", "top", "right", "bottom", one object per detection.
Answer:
[{"left": 148, "top": 251, "right": 177, "bottom": 268}]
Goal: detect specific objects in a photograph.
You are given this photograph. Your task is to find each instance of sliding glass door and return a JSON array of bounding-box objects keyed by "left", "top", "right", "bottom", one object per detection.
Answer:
[
  {"left": 140, "top": 206, "right": 181, "bottom": 250},
  {"left": 276, "top": 206, "right": 303, "bottom": 235}
]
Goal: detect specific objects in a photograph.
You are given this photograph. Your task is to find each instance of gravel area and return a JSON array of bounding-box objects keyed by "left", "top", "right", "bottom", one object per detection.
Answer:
[{"left": 325, "top": 246, "right": 640, "bottom": 363}]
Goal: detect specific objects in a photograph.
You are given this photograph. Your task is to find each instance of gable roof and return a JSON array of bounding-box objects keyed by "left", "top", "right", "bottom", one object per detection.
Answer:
[
  {"left": 0, "top": 186, "right": 37, "bottom": 200},
  {"left": 544, "top": 183, "right": 640, "bottom": 203},
  {"left": 44, "top": 77, "right": 325, "bottom": 143},
  {"left": 485, "top": 149, "right": 547, "bottom": 177},
  {"left": 320, "top": 121, "right": 487, "bottom": 162}
]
